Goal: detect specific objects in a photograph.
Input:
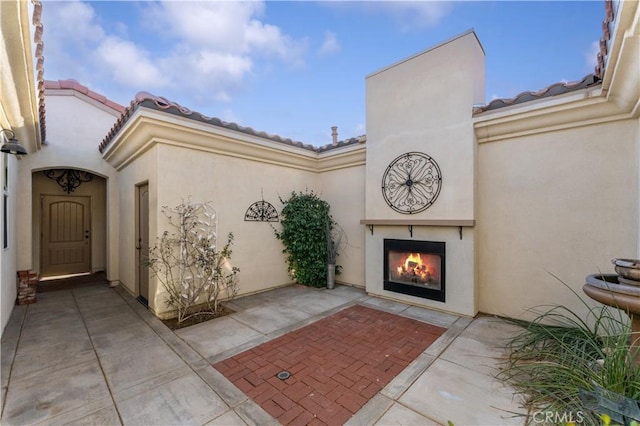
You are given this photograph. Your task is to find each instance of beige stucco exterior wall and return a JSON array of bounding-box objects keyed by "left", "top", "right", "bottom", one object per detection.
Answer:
[
  {"left": 318, "top": 161, "right": 366, "bottom": 288},
  {"left": 1, "top": 0, "right": 41, "bottom": 335},
  {"left": 153, "top": 143, "right": 318, "bottom": 313},
  {"left": 475, "top": 0, "right": 639, "bottom": 320},
  {"left": 115, "top": 146, "right": 158, "bottom": 302},
  {"left": 363, "top": 31, "right": 484, "bottom": 316},
  {"left": 103, "top": 2, "right": 637, "bottom": 323},
  {"left": 112, "top": 134, "right": 327, "bottom": 315},
  {"left": 17, "top": 91, "right": 121, "bottom": 280},
  {"left": 105, "top": 108, "right": 367, "bottom": 316},
  {"left": 1, "top": 154, "right": 20, "bottom": 332},
  {"left": 365, "top": 30, "right": 484, "bottom": 221},
  {"left": 477, "top": 120, "right": 639, "bottom": 319},
  {"left": 367, "top": 226, "right": 476, "bottom": 314}
]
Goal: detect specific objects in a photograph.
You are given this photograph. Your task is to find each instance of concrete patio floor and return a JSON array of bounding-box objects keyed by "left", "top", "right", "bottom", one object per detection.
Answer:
[{"left": 1, "top": 282, "right": 526, "bottom": 425}]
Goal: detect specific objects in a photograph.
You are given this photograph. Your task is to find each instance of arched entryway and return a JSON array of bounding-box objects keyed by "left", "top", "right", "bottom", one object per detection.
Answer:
[{"left": 32, "top": 169, "right": 107, "bottom": 279}]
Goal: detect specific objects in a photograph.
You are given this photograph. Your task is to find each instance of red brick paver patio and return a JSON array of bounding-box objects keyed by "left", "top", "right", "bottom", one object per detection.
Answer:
[{"left": 213, "top": 304, "right": 446, "bottom": 425}]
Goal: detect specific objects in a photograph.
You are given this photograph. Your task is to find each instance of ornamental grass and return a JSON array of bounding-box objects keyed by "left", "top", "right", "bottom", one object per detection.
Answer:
[{"left": 498, "top": 280, "right": 640, "bottom": 425}]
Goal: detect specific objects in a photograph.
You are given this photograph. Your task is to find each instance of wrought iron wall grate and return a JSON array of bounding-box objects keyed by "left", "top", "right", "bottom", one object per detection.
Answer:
[
  {"left": 43, "top": 169, "right": 94, "bottom": 194},
  {"left": 245, "top": 200, "right": 279, "bottom": 222}
]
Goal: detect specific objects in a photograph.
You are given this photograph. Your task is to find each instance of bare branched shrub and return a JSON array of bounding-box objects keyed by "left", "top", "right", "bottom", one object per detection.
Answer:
[{"left": 149, "top": 200, "right": 239, "bottom": 323}]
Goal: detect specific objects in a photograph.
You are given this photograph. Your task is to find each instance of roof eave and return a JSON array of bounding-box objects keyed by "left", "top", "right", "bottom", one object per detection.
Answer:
[
  {"left": 102, "top": 107, "right": 320, "bottom": 172},
  {"left": 0, "top": 0, "right": 41, "bottom": 153}
]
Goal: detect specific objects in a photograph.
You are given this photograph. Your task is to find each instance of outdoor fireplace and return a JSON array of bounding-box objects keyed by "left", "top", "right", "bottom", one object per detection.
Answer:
[{"left": 384, "top": 239, "right": 446, "bottom": 302}]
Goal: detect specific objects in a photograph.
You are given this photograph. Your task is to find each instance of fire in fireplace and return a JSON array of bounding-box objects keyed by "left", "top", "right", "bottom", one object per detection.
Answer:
[{"left": 384, "top": 239, "right": 446, "bottom": 302}]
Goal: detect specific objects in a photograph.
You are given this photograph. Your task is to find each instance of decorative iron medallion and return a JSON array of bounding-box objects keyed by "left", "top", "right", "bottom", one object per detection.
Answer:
[
  {"left": 381, "top": 152, "right": 442, "bottom": 214},
  {"left": 43, "top": 169, "right": 94, "bottom": 194},
  {"left": 244, "top": 200, "right": 279, "bottom": 222}
]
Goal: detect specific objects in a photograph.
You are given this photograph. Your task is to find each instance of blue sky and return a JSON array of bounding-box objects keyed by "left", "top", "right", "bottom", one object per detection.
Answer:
[{"left": 41, "top": 1, "right": 605, "bottom": 146}]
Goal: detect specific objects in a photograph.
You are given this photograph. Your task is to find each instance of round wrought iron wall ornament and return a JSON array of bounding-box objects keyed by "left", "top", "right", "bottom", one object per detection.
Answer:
[
  {"left": 381, "top": 152, "right": 442, "bottom": 214},
  {"left": 244, "top": 200, "right": 279, "bottom": 222}
]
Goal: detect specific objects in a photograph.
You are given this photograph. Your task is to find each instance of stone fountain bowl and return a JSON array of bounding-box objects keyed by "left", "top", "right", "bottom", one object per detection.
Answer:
[
  {"left": 612, "top": 258, "right": 640, "bottom": 282},
  {"left": 584, "top": 274, "right": 640, "bottom": 314},
  {"left": 584, "top": 273, "right": 640, "bottom": 367},
  {"left": 586, "top": 274, "right": 640, "bottom": 296}
]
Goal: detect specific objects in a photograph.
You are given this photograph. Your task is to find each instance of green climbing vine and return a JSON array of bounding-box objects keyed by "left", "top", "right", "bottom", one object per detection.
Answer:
[{"left": 274, "top": 190, "right": 339, "bottom": 287}]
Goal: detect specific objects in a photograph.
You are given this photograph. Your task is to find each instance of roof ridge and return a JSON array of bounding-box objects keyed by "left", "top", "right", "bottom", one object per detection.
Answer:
[
  {"left": 317, "top": 135, "right": 366, "bottom": 152},
  {"left": 99, "top": 91, "right": 364, "bottom": 154},
  {"left": 474, "top": 74, "right": 601, "bottom": 113},
  {"left": 45, "top": 79, "right": 126, "bottom": 114}
]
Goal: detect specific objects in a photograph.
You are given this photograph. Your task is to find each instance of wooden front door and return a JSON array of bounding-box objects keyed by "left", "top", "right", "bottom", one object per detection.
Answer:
[
  {"left": 137, "top": 184, "right": 150, "bottom": 304},
  {"left": 41, "top": 195, "right": 91, "bottom": 277}
]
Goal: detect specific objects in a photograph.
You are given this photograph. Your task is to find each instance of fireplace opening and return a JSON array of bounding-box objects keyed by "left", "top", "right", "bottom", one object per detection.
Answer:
[{"left": 384, "top": 239, "right": 445, "bottom": 302}]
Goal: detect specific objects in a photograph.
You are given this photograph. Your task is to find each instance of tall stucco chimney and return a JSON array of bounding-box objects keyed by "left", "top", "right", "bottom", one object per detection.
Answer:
[{"left": 331, "top": 126, "right": 338, "bottom": 145}]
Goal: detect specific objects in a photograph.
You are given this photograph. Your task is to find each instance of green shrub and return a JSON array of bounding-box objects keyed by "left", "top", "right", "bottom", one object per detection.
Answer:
[{"left": 274, "top": 190, "right": 338, "bottom": 287}]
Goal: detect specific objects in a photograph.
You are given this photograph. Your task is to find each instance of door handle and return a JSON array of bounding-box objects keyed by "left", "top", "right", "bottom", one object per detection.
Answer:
[
  {"left": 136, "top": 238, "right": 142, "bottom": 250},
  {"left": 85, "top": 230, "right": 90, "bottom": 239}
]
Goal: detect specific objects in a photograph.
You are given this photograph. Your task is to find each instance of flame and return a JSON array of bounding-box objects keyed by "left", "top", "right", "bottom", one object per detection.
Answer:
[
  {"left": 403, "top": 253, "right": 429, "bottom": 281},
  {"left": 404, "top": 253, "right": 426, "bottom": 271},
  {"left": 392, "top": 251, "right": 439, "bottom": 285}
]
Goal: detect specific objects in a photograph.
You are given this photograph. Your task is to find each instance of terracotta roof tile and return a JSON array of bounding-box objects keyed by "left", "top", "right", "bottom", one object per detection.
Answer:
[
  {"left": 99, "top": 92, "right": 363, "bottom": 154},
  {"left": 45, "top": 80, "right": 126, "bottom": 114},
  {"left": 33, "top": 0, "right": 45, "bottom": 145},
  {"left": 317, "top": 136, "right": 366, "bottom": 152},
  {"left": 595, "top": 0, "right": 615, "bottom": 78},
  {"left": 474, "top": 0, "right": 611, "bottom": 114},
  {"left": 474, "top": 74, "right": 601, "bottom": 113}
]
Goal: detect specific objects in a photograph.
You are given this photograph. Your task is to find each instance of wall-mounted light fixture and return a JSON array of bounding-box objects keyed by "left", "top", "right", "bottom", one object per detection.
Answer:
[{"left": 0, "top": 129, "right": 27, "bottom": 156}]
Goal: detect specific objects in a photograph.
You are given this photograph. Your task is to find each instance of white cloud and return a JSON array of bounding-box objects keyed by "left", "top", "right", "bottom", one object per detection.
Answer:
[
  {"left": 42, "top": 0, "right": 104, "bottom": 44},
  {"left": 156, "top": 50, "right": 253, "bottom": 103},
  {"left": 326, "top": 1, "right": 452, "bottom": 30},
  {"left": 146, "top": 2, "right": 261, "bottom": 51},
  {"left": 40, "top": 0, "right": 307, "bottom": 105},
  {"left": 245, "top": 20, "right": 307, "bottom": 65},
  {"left": 40, "top": 1, "right": 105, "bottom": 82},
  {"left": 318, "top": 31, "right": 340, "bottom": 56},
  {"left": 190, "top": 51, "right": 253, "bottom": 80},
  {"left": 144, "top": 1, "right": 306, "bottom": 64},
  {"left": 383, "top": 2, "right": 453, "bottom": 30},
  {"left": 145, "top": 1, "right": 308, "bottom": 99},
  {"left": 93, "top": 37, "right": 169, "bottom": 89}
]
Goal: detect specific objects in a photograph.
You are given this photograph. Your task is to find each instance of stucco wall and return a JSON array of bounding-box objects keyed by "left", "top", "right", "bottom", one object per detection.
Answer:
[
  {"left": 365, "top": 31, "right": 484, "bottom": 221},
  {"left": 115, "top": 146, "right": 158, "bottom": 303},
  {"left": 1, "top": 154, "right": 19, "bottom": 334},
  {"left": 318, "top": 164, "right": 366, "bottom": 288},
  {"left": 363, "top": 31, "right": 484, "bottom": 316},
  {"left": 17, "top": 91, "right": 120, "bottom": 280},
  {"left": 152, "top": 143, "right": 319, "bottom": 314},
  {"left": 477, "top": 120, "right": 639, "bottom": 319},
  {"left": 365, "top": 226, "right": 476, "bottom": 316}
]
